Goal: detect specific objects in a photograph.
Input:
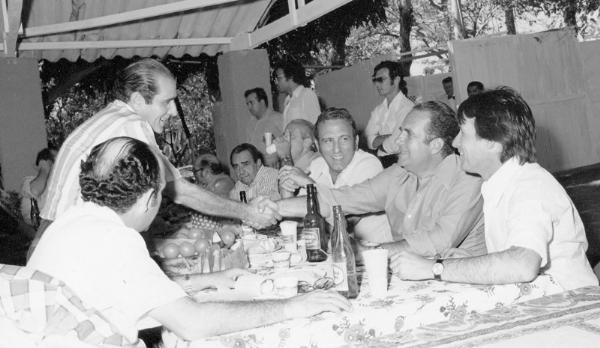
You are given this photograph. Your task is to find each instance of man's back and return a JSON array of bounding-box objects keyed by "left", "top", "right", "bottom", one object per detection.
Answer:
[{"left": 41, "top": 101, "right": 157, "bottom": 221}]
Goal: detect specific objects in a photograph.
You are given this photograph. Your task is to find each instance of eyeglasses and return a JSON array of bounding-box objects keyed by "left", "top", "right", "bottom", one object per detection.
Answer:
[{"left": 372, "top": 76, "right": 387, "bottom": 83}]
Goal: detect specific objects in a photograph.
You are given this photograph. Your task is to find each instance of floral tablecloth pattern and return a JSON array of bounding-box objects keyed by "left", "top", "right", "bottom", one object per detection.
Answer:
[{"left": 164, "top": 260, "right": 568, "bottom": 348}]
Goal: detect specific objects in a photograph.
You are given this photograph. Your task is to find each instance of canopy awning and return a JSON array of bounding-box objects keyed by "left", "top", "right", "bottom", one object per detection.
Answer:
[{"left": 0, "top": 0, "right": 353, "bottom": 62}]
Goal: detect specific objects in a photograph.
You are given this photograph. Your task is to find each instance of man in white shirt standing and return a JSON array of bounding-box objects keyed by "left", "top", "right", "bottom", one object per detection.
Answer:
[
  {"left": 273, "top": 61, "right": 321, "bottom": 128},
  {"left": 279, "top": 108, "right": 392, "bottom": 242},
  {"left": 391, "top": 87, "right": 597, "bottom": 291},
  {"left": 365, "top": 61, "right": 414, "bottom": 166},
  {"left": 244, "top": 87, "right": 282, "bottom": 167}
]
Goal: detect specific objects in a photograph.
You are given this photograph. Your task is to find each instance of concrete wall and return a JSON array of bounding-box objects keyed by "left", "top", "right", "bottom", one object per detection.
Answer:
[
  {"left": 0, "top": 58, "right": 48, "bottom": 191},
  {"left": 215, "top": 49, "right": 272, "bottom": 165},
  {"left": 450, "top": 29, "right": 598, "bottom": 172},
  {"left": 580, "top": 39, "right": 600, "bottom": 160}
]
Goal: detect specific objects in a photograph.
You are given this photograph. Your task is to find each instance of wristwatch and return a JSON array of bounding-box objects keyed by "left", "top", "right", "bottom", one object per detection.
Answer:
[{"left": 432, "top": 259, "right": 445, "bottom": 280}]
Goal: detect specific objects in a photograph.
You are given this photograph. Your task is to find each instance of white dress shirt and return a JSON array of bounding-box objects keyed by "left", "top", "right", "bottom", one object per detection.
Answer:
[
  {"left": 365, "top": 92, "right": 414, "bottom": 153},
  {"left": 282, "top": 85, "right": 321, "bottom": 128}
]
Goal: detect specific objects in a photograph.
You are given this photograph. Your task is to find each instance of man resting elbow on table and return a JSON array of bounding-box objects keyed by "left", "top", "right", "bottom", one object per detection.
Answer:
[
  {"left": 28, "top": 137, "right": 351, "bottom": 344},
  {"left": 390, "top": 88, "right": 597, "bottom": 291},
  {"left": 278, "top": 101, "right": 486, "bottom": 261}
]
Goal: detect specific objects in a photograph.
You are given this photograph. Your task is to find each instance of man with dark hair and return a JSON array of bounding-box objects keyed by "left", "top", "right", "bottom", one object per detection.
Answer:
[
  {"left": 466, "top": 81, "right": 484, "bottom": 97},
  {"left": 273, "top": 61, "right": 321, "bottom": 128},
  {"left": 193, "top": 153, "right": 234, "bottom": 198},
  {"left": 392, "top": 88, "right": 597, "bottom": 291},
  {"left": 441, "top": 76, "right": 456, "bottom": 110},
  {"left": 32, "top": 59, "right": 280, "bottom": 256},
  {"left": 29, "top": 137, "right": 350, "bottom": 344},
  {"left": 244, "top": 87, "right": 282, "bottom": 167},
  {"left": 279, "top": 108, "right": 392, "bottom": 242},
  {"left": 230, "top": 143, "right": 280, "bottom": 201},
  {"left": 365, "top": 60, "right": 414, "bottom": 164},
  {"left": 278, "top": 101, "right": 485, "bottom": 257},
  {"left": 20, "top": 147, "right": 57, "bottom": 231}
]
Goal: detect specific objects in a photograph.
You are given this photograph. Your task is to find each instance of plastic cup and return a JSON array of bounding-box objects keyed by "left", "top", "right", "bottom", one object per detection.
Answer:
[
  {"left": 272, "top": 251, "right": 291, "bottom": 270},
  {"left": 362, "top": 249, "right": 389, "bottom": 298},
  {"left": 279, "top": 221, "right": 298, "bottom": 253},
  {"left": 264, "top": 132, "right": 273, "bottom": 146}
]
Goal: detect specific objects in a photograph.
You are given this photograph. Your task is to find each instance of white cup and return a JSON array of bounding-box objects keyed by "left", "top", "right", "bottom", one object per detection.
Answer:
[
  {"left": 264, "top": 132, "right": 273, "bottom": 146},
  {"left": 362, "top": 249, "right": 389, "bottom": 298},
  {"left": 235, "top": 274, "right": 274, "bottom": 297},
  {"left": 272, "top": 251, "right": 291, "bottom": 270},
  {"left": 279, "top": 221, "right": 298, "bottom": 253}
]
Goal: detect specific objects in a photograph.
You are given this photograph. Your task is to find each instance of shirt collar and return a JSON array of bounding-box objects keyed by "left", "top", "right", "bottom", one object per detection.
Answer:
[
  {"left": 112, "top": 99, "right": 137, "bottom": 113},
  {"left": 424, "top": 154, "right": 462, "bottom": 190},
  {"left": 481, "top": 157, "right": 522, "bottom": 204},
  {"left": 291, "top": 85, "right": 304, "bottom": 98}
]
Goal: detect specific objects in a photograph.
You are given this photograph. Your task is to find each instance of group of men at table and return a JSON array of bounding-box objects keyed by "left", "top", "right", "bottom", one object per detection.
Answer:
[{"left": 24, "top": 58, "right": 597, "bottom": 346}]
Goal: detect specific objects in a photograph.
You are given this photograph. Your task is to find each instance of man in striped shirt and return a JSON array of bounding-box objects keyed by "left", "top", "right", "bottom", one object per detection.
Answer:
[{"left": 30, "top": 59, "right": 280, "bottom": 256}]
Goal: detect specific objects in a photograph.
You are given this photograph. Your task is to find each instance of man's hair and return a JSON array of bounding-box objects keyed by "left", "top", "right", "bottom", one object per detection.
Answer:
[
  {"left": 35, "top": 147, "right": 56, "bottom": 166},
  {"left": 314, "top": 108, "right": 358, "bottom": 140},
  {"left": 442, "top": 76, "right": 453, "bottom": 84},
  {"left": 373, "top": 60, "right": 402, "bottom": 81},
  {"left": 244, "top": 87, "right": 269, "bottom": 107},
  {"left": 467, "top": 81, "right": 484, "bottom": 91},
  {"left": 113, "top": 58, "right": 175, "bottom": 104},
  {"left": 79, "top": 137, "right": 161, "bottom": 213},
  {"left": 274, "top": 61, "right": 308, "bottom": 86},
  {"left": 412, "top": 101, "right": 459, "bottom": 157},
  {"left": 457, "top": 87, "right": 536, "bottom": 164},
  {"left": 230, "top": 143, "right": 263, "bottom": 165}
]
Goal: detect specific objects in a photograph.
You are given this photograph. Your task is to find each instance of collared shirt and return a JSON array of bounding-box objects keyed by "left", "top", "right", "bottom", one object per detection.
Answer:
[
  {"left": 282, "top": 85, "right": 321, "bottom": 128},
  {"left": 481, "top": 158, "right": 597, "bottom": 290},
  {"left": 249, "top": 108, "right": 283, "bottom": 159},
  {"left": 28, "top": 202, "right": 186, "bottom": 343},
  {"left": 309, "top": 150, "right": 392, "bottom": 243},
  {"left": 317, "top": 154, "right": 486, "bottom": 257},
  {"left": 365, "top": 92, "right": 414, "bottom": 152},
  {"left": 229, "top": 165, "right": 280, "bottom": 202},
  {"left": 40, "top": 100, "right": 180, "bottom": 222}
]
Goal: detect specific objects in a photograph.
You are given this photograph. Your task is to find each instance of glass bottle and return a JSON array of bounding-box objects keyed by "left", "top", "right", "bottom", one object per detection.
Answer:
[
  {"left": 239, "top": 190, "right": 247, "bottom": 204},
  {"left": 331, "top": 205, "right": 358, "bottom": 299},
  {"left": 308, "top": 184, "right": 329, "bottom": 252},
  {"left": 239, "top": 191, "right": 253, "bottom": 236},
  {"left": 301, "top": 184, "right": 326, "bottom": 262}
]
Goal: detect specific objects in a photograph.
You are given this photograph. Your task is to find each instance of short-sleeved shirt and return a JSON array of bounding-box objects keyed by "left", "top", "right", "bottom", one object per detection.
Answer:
[
  {"left": 316, "top": 154, "right": 486, "bottom": 257},
  {"left": 28, "top": 202, "right": 186, "bottom": 342},
  {"left": 282, "top": 85, "right": 321, "bottom": 128},
  {"left": 40, "top": 100, "right": 180, "bottom": 222},
  {"left": 229, "top": 165, "right": 281, "bottom": 202},
  {"left": 481, "top": 158, "right": 597, "bottom": 290},
  {"left": 249, "top": 109, "right": 283, "bottom": 155},
  {"left": 308, "top": 150, "right": 392, "bottom": 242},
  {"left": 365, "top": 92, "right": 414, "bottom": 153}
]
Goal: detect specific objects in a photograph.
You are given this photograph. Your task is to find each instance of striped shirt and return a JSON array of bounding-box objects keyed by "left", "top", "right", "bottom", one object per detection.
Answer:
[
  {"left": 229, "top": 165, "right": 280, "bottom": 202},
  {"left": 40, "top": 100, "right": 179, "bottom": 221}
]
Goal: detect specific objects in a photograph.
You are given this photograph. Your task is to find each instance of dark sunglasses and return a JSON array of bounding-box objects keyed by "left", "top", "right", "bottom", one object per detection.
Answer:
[{"left": 372, "top": 76, "right": 387, "bottom": 83}]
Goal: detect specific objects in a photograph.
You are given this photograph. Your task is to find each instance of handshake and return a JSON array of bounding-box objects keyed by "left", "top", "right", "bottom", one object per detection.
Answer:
[{"left": 242, "top": 196, "right": 282, "bottom": 229}]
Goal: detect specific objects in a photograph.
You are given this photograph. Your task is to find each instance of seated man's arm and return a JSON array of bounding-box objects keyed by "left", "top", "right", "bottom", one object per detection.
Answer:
[
  {"left": 384, "top": 174, "right": 484, "bottom": 257},
  {"left": 391, "top": 246, "right": 541, "bottom": 284},
  {"left": 149, "top": 291, "right": 351, "bottom": 341}
]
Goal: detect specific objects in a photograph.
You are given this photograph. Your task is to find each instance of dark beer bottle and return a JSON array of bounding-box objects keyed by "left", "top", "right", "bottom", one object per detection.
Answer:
[
  {"left": 301, "top": 184, "right": 326, "bottom": 262},
  {"left": 308, "top": 184, "right": 329, "bottom": 252},
  {"left": 239, "top": 191, "right": 247, "bottom": 203},
  {"left": 331, "top": 205, "right": 358, "bottom": 298}
]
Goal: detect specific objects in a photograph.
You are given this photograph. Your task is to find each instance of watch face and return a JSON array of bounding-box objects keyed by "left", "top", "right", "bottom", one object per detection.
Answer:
[{"left": 432, "top": 262, "right": 444, "bottom": 275}]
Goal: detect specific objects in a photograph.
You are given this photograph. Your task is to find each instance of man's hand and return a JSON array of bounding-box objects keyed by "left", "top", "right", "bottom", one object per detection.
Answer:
[
  {"left": 278, "top": 165, "right": 314, "bottom": 192},
  {"left": 244, "top": 196, "right": 281, "bottom": 228},
  {"left": 389, "top": 250, "right": 435, "bottom": 280},
  {"left": 274, "top": 130, "right": 292, "bottom": 159},
  {"left": 381, "top": 127, "right": 402, "bottom": 154},
  {"left": 284, "top": 290, "right": 352, "bottom": 319}
]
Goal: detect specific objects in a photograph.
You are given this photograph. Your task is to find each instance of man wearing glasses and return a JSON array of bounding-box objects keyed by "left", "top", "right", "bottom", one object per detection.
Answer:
[
  {"left": 273, "top": 61, "right": 321, "bottom": 128},
  {"left": 365, "top": 61, "right": 414, "bottom": 166}
]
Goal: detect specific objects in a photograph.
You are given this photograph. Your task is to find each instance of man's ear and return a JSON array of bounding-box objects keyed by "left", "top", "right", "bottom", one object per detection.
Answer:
[
  {"left": 487, "top": 140, "right": 503, "bottom": 156},
  {"left": 130, "top": 91, "right": 147, "bottom": 110},
  {"left": 303, "top": 137, "right": 313, "bottom": 151},
  {"left": 429, "top": 138, "right": 444, "bottom": 155},
  {"left": 393, "top": 76, "right": 401, "bottom": 88},
  {"left": 143, "top": 189, "right": 158, "bottom": 212},
  {"left": 257, "top": 158, "right": 263, "bottom": 167},
  {"left": 354, "top": 135, "right": 359, "bottom": 149}
]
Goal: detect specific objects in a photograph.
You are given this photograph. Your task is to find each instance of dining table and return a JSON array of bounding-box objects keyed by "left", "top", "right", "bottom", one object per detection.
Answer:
[{"left": 159, "top": 255, "right": 600, "bottom": 348}]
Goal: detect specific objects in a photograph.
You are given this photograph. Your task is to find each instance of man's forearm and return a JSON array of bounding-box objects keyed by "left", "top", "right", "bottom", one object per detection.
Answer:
[
  {"left": 371, "top": 134, "right": 390, "bottom": 150},
  {"left": 168, "top": 179, "right": 246, "bottom": 220},
  {"left": 277, "top": 196, "right": 307, "bottom": 218},
  {"left": 441, "top": 246, "right": 541, "bottom": 284}
]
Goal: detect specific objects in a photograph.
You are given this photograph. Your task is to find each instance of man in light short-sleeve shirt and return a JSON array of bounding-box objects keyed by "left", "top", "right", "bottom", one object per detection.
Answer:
[{"left": 391, "top": 88, "right": 597, "bottom": 291}]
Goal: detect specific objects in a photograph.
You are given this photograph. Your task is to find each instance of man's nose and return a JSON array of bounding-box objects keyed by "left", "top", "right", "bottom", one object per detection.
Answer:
[
  {"left": 168, "top": 101, "right": 178, "bottom": 117},
  {"left": 452, "top": 134, "right": 460, "bottom": 148},
  {"left": 333, "top": 140, "right": 340, "bottom": 153}
]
